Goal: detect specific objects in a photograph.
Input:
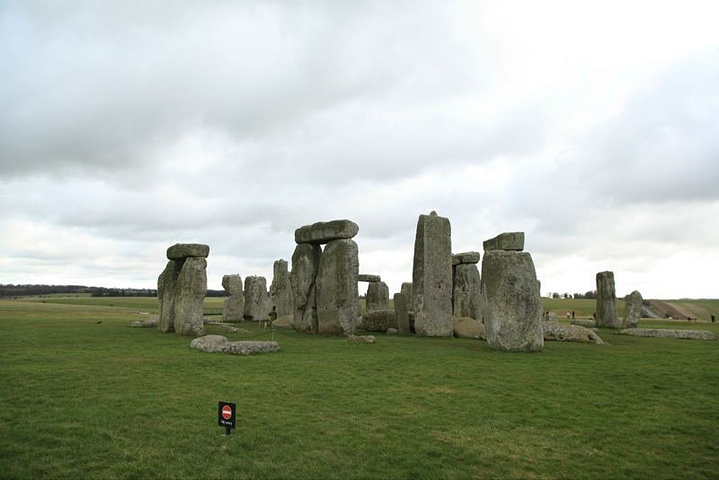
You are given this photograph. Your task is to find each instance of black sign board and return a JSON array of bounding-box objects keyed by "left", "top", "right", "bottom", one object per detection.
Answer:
[{"left": 218, "top": 401, "right": 236, "bottom": 435}]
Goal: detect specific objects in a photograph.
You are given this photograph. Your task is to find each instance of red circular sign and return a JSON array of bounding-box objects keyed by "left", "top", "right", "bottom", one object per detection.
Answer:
[{"left": 221, "top": 405, "right": 233, "bottom": 420}]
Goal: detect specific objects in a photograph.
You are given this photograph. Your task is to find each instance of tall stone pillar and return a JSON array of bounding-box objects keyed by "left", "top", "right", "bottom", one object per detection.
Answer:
[
  {"left": 270, "top": 259, "right": 293, "bottom": 317},
  {"left": 365, "top": 281, "right": 390, "bottom": 313},
  {"left": 412, "top": 211, "right": 452, "bottom": 336},
  {"left": 244, "top": 276, "right": 270, "bottom": 321},
  {"left": 316, "top": 238, "right": 359, "bottom": 335},
  {"left": 481, "top": 233, "right": 543, "bottom": 352},
  {"left": 158, "top": 243, "right": 209, "bottom": 336},
  {"left": 290, "top": 243, "right": 322, "bottom": 333},
  {"left": 222, "top": 274, "right": 244, "bottom": 322},
  {"left": 624, "top": 290, "right": 643, "bottom": 328},
  {"left": 596, "top": 271, "right": 621, "bottom": 328},
  {"left": 452, "top": 251, "right": 482, "bottom": 320}
]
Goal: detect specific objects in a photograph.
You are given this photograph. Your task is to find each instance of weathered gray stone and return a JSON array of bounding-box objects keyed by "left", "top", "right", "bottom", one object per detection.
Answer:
[
  {"left": 624, "top": 290, "right": 643, "bottom": 328},
  {"left": 358, "top": 274, "right": 381, "bottom": 282},
  {"left": 387, "top": 328, "right": 399, "bottom": 335},
  {"left": 366, "top": 281, "right": 390, "bottom": 313},
  {"left": 290, "top": 243, "right": 322, "bottom": 333},
  {"left": 272, "top": 315, "right": 294, "bottom": 330},
  {"left": 453, "top": 316, "right": 486, "bottom": 339},
  {"left": 361, "top": 309, "right": 396, "bottom": 332},
  {"left": 158, "top": 260, "right": 181, "bottom": 333},
  {"left": 571, "top": 319, "right": 597, "bottom": 328},
  {"left": 174, "top": 256, "right": 207, "bottom": 336},
  {"left": 167, "top": 243, "right": 210, "bottom": 260},
  {"left": 316, "top": 238, "right": 359, "bottom": 335},
  {"left": 480, "top": 250, "right": 543, "bottom": 352},
  {"left": 190, "top": 335, "right": 281, "bottom": 354},
  {"left": 294, "top": 219, "right": 359, "bottom": 245},
  {"left": 482, "top": 232, "right": 524, "bottom": 252},
  {"left": 412, "top": 211, "right": 453, "bottom": 337},
  {"left": 346, "top": 335, "right": 375, "bottom": 343},
  {"left": 596, "top": 271, "right": 621, "bottom": 328},
  {"left": 131, "top": 315, "right": 159, "bottom": 328},
  {"left": 543, "top": 322, "right": 604, "bottom": 344},
  {"left": 394, "top": 293, "right": 411, "bottom": 335},
  {"left": 452, "top": 251, "right": 480, "bottom": 265},
  {"left": 452, "top": 263, "right": 482, "bottom": 320},
  {"left": 400, "top": 282, "right": 414, "bottom": 311},
  {"left": 244, "top": 276, "right": 270, "bottom": 321},
  {"left": 270, "top": 259, "right": 293, "bottom": 317},
  {"left": 222, "top": 274, "right": 244, "bottom": 323},
  {"left": 617, "top": 328, "right": 716, "bottom": 341}
]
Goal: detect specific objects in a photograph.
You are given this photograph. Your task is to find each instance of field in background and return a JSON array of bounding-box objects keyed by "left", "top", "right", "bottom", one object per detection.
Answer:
[{"left": 1, "top": 297, "right": 718, "bottom": 478}]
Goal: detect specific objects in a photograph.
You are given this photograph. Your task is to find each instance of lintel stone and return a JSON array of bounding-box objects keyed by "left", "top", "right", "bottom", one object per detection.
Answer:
[
  {"left": 482, "top": 232, "right": 524, "bottom": 252},
  {"left": 167, "top": 243, "right": 210, "bottom": 260},
  {"left": 294, "top": 219, "right": 359, "bottom": 245}
]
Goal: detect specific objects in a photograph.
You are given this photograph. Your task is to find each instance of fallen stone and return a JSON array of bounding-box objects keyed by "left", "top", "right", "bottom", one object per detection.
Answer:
[
  {"left": 617, "top": 328, "right": 716, "bottom": 341},
  {"left": 624, "top": 290, "right": 643, "bottom": 328},
  {"left": 412, "top": 211, "right": 453, "bottom": 337},
  {"left": 452, "top": 251, "right": 480, "bottom": 265},
  {"left": 189, "top": 334, "right": 229, "bottom": 352},
  {"left": 571, "top": 319, "right": 597, "bottom": 328},
  {"left": 131, "top": 316, "right": 159, "bottom": 328},
  {"left": 223, "top": 341, "right": 281, "bottom": 355},
  {"left": 452, "top": 317, "right": 486, "bottom": 339},
  {"left": 543, "top": 322, "right": 604, "bottom": 344},
  {"left": 294, "top": 219, "right": 359, "bottom": 245},
  {"left": 481, "top": 249, "right": 543, "bottom": 352},
  {"left": 482, "top": 232, "right": 524, "bottom": 252},
  {"left": 316, "top": 238, "right": 359, "bottom": 335},
  {"left": 167, "top": 243, "right": 210, "bottom": 260},
  {"left": 387, "top": 328, "right": 399, "bottom": 335},
  {"left": 204, "top": 322, "right": 251, "bottom": 334},
  {"left": 272, "top": 315, "right": 294, "bottom": 329},
  {"left": 346, "top": 335, "right": 375, "bottom": 344},
  {"left": 362, "top": 309, "right": 397, "bottom": 332},
  {"left": 358, "top": 274, "right": 381, "bottom": 282},
  {"left": 596, "top": 271, "right": 621, "bottom": 328}
]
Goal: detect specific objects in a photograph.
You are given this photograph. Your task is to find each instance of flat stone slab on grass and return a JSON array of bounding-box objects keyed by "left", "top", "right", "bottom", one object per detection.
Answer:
[
  {"left": 131, "top": 316, "right": 159, "bottom": 328},
  {"left": 190, "top": 335, "right": 280, "bottom": 354},
  {"left": 294, "top": 219, "right": 359, "bottom": 245},
  {"left": 167, "top": 243, "right": 210, "bottom": 259},
  {"left": 543, "top": 322, "right": 604, "bottom": 344},
  {"left": 570, "top": 319, "right": 597, "bottom": 328},
  {"left": 617, "top": 328, "right": 716, "bottom": 341},
  {"left": 346, "top": 335, "right": 375, "bottom": 343}
]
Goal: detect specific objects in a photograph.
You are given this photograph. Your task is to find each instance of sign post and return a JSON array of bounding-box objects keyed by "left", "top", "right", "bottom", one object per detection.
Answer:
[{"left": 218, "top": 401, "right": 236, "bottom": 435}]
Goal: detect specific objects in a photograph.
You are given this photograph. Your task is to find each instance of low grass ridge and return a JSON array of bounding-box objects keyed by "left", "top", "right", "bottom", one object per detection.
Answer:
[{"left": 1, "top": 298, "right": 718, "bottom": 478}]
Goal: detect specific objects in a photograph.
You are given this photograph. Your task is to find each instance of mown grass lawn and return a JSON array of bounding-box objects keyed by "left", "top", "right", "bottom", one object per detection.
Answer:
[{"left": 1, "top": 299, "right": 718, "bottom": 479}]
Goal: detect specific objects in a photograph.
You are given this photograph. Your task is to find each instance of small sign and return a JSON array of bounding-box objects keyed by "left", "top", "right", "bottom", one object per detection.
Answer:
[{"left": 218, "top": 401, "right": 236, "bottom": 435}]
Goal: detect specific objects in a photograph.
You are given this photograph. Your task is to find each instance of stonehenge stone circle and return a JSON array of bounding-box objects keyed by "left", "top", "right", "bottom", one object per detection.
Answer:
[
  {"left": 624, "top": 290, "right": 643, "bottom": 328},
  {"left": 270, "top": 259, "right": 293, "bottom": 317},
  {"left": 412, "top": 211, "right": 453, "bottom": 337},
  {"left": 157, "top": 243, "right": 209, "bottom": 336},
  {"left": 366, "top": 281, "right": 390, "bottom": 313},
  {"left": 595, "top": 271, "right": 621, "bottom": 328},
  {"left": 290, "top": 243, "right": 322, "bottom": 333},
  {"left": 480, "top": 234, "right": 543, "bottom": 352},
  {"left": 222, "top": 274, "right": 244, "bottom": 323},
  {"left": 452, "top": 252, "right": 482, "bottom": 320},
  {"left": 482, "top": 232, "right": 524, "bottom": 252},
  {"left": 244, "top": 276, "right": 270, "bottom": 321},
  {"left": 294, "top": 219, "right": 359, "bottom": 245},
  {"left": 315, "top": 238, "right": 359, "bottom": 335},
  {"left": 394, "top": 293, "right": 411, "bottom": 335}
]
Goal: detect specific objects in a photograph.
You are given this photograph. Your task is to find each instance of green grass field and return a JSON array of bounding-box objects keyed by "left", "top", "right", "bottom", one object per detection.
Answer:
[{"left": 1, "top": 298, "right": 718, "bottom": 478}]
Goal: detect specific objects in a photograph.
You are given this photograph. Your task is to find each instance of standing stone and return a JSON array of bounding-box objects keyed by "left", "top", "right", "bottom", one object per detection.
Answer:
[
  {"left": 316, "top": 238, "right": 359, "bottom": 335},
  {"left": 481, "top": 249, "right": 543, "bottom": 352},
  {"left": 222, "top": 274, "right": 244, "bottom": 323},
  {"left": 270, "top": 259, "right": 293, "bottom": 317},
  {"left": 366, "top": 281, "right": 390, "bottom": 313},
  {"left": 624, "top": 290, "right": 643, "bottom": 328},
  {"left": 400, "top": 282, "right": 414, "bottom": 311},
  {"left": 158, "top": 260, "right": 182, "bottom": 333},
  {"left": 412, "top": 211, "right": 452, "bottom": 337},
  {"left": 394, "top": 293, "right": 411, "bottom": 335},
  {"left": 452, "top": 253, "right": 482, "bottom": 320},
  {"left": 174, "top": 257, "right": 207, "bottom": 336},
  {"left": 290, "top": 243, "right": 322, "bottom": 333},
  {"left": 244, "top": 276, "right": 270, "bottom": 321},
  {"left": 596, "top": 271, "right": 621, "bottom": 328}
]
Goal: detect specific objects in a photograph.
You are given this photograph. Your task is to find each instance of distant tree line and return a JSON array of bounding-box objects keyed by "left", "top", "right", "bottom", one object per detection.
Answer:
[{"left": 548, "top": 291, "right": 597, "bottom": 300}]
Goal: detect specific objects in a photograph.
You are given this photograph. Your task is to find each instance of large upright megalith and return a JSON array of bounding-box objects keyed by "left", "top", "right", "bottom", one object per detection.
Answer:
[
  {"left": 157, "top": 243, "right": 209, "bottom": 336},
  {"left": 244, "top": 276, "right": 270, "bottom": 321},
  {"left": 624, "top": 290, "right": 643, "bottom": 328},
  {"left": 222, "top": 274, "right": 244, "bottom": 323},
  {"left": 270, "top": 259, "right": 293, "bottom": 317},
  {"left": 412, "top": 211, "right": 452, "bottom": 337},
  {"left": 394, "top": 292, "right": 411, "bottom": 335},
  {"left": 480, "top": 233, "right": 543, "bottom": 352},
  {"left": 316, "top": 238, "right": 359, "bottom": 335},
  {"left": 365, "top": 281, "right": 390, "bottom": 313},
  {"left": 596, "top": 271, "right": 621, "bottom": 328},
  {"left": 452, "top": 251, "right": 482, "bottom": 320},
  {"left": 290, "top": 243, "right": 322, "bottom": 333}
]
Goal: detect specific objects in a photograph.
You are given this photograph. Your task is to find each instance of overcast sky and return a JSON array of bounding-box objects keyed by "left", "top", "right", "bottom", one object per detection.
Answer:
[{"left": 1, "top": 0, "right": 718, "bottom": 299}]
